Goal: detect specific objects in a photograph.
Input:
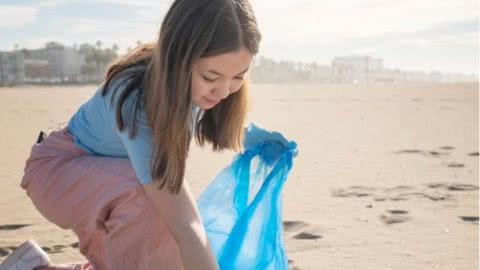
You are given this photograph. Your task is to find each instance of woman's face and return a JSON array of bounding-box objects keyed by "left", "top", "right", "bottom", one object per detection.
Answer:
[{"left": 191, "top": 47, "right": 254, "bottom": 110}]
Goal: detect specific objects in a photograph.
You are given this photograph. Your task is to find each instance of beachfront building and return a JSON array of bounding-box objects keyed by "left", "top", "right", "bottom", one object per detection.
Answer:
[
  {"left": 402, "top": 71, "right": 430, "bottom": 82},
  {"left": 374, "top": 68, "right": 404, "bottom": 83},
  {"left": 331, "top": 56, "right": 383, "bottom": 83},
  {"left": 24, "top": 58, "right": 52, "bottom": 83},
  {"left": 22, "top": 42, "right": 85, "bottom": 83},
  {"left": 0, "top": 51, "right": 25, "bottom": 85},
  {"left": 305, "top": 63, "right": 333, "bottom": 82},
  {"left": 440, "top": 72, "right": 479, "bottom": 82}
]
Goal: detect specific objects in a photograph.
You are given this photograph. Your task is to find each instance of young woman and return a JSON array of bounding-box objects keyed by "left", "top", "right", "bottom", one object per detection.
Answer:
[{"left": 0, "top": 0, "right": 266, "bottom": 269}]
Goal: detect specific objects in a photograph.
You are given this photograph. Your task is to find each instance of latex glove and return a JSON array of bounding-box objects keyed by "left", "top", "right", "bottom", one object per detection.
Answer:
[{"left": 243, "top": 123, "right": 298, "bottom": 157}]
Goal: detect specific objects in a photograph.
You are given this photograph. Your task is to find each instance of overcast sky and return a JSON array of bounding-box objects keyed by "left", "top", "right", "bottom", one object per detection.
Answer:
[{"left": 0, "top": 0, "right": 478, "bottom": 74}]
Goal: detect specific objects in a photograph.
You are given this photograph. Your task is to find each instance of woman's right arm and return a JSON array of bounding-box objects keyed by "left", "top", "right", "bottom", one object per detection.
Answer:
[
  {"left": 111, "top": 83, "right": 218, "bottom": 269},
  {"left": 142, "top": 180, "right": 219, "bottom": 270}
]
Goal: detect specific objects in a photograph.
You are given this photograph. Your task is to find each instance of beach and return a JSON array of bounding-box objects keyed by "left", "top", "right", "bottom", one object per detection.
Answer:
[{"left": 0, "top": 82, "right": 478, "bottom": 269}]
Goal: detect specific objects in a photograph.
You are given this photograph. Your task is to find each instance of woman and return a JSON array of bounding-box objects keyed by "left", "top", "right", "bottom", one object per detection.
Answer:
[{"left": 0, "top": 0, "right": 264, "bottom": 269}]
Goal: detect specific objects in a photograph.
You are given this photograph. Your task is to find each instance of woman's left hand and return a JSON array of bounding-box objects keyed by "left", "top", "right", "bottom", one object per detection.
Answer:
[{"left": 243, "top": 123, "right": 298, "bottom": 157}]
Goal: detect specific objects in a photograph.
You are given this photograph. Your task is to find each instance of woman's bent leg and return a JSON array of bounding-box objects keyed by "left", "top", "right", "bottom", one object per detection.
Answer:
[{"left": 21, "top": 128, "right": 183, "bottom": 270}]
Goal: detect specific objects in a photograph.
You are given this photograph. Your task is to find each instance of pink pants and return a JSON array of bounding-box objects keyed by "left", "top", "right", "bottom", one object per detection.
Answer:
[{"left": 20, "top": 127, "right": 184, "bottom": 270}]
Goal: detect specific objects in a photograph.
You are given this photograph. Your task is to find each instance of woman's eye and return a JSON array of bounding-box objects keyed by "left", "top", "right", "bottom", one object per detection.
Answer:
[
  {"left": 234, "top": 77, "right": 244, "bottom": 80},
  {"left": 203, "top": 76, "right": 216, "bottom": 82}
]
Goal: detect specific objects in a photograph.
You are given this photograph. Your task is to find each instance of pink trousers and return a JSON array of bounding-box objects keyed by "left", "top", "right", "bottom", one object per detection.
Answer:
[{"left": 20, "top": 127, "right": 184, "bottom": 270}]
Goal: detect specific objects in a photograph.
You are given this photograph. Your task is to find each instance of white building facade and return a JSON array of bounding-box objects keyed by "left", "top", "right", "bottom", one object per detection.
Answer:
[
  {"left": 332, "top": 56, "right": 383, "bottom": 83},
  {"left": 0, "top": 51, "right": 25, "bottom": 85}
]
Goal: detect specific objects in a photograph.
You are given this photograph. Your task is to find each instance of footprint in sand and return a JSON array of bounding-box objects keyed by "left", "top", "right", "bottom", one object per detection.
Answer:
[
  {"left": 41, "top": 244, "right": 69, "bottom": 254},
  {"left": 284, "top": 221, "right": 322, "bottom": 240},
  {"left": 392, "top": 191, "right": 451, "bottom": 202},
  {"left": 0, "top": 248, "right": 10, "bottom": 257},
  {"left": 446, "top": 162, "right": 465, "bottom": 168},
  {"left": 426, "top": 182, "right": 479, "bottom": 191},
  {"left": 41, "top": 243, "right": 80, "bottom": 254},
  {"left": 0, "top": 246, "right": 21, "bottom": 257},
  {"left": 331, "top": 183, "right": 469, "bottom": 202},
  {"left": 394, "top": 149, "right": 449, "bottom": 157},
  {"left": 293, "top": 231, "right": 322, "bottom": 240},
  {"left": 332, "top": 184, "right": 478, "bottom": 226},
  {"left": 395, "top": 149, "right": 423, "bottom": 154},
  {"left": 283, "top": 220, "right": 323, "bottom": 253},
  {"left": 380, "top": 209, "right": 411, "bottom": 225},
  {"left": 331, "top": 186, "right": 375, "bottom": 198},
  {"left": 288, "top": 259, "right": 302, "bottom": 270},
  {"left": 0, "top": 224, "right": 33, "bottom": 257},
  {"left": 284, "top": 221, "right": 322, "bottom": 269},
  {"left": 0, "top": 224, "right": 32, "bottom": 230},
  {"left": 387, "top": 210, "right": 409, "bottom": 214},
  {"left": 283, "top": 221, "right": 309, "bottom": 235},
  {"left": 459, "top": 216, "right": 479, "bottom": 224},
  {"left": 394, "top": 147, "right": 475, "bottom": 169},
  {"left": 288, "top": 260, "right": 302, "bottom": 270},
  {"left": 383, "top": 185, "right": 415, "bottom": 192}
]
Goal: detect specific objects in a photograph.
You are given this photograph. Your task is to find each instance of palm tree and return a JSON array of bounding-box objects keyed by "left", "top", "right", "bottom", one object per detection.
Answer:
[{"left": 79, "top": 43, "right": 97, "bottom": 81}]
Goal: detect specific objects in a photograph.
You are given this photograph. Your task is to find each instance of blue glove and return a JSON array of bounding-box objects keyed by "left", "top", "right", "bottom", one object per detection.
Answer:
[{"left": 243, "top": 123, "right": 298, "bottom": 157}]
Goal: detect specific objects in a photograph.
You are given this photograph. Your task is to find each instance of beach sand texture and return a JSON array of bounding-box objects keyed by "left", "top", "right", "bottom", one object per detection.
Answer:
[{"left": 0, "top": 82, "right": 478, "bottom": 269}]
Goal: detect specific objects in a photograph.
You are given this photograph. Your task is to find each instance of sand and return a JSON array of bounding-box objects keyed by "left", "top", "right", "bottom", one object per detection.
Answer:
[{"left": 0, "top": 82, "right": 478, "bottom": 269}]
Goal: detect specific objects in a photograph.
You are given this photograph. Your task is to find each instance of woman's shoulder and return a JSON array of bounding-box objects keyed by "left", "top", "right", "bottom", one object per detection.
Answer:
[
  {"left": 101, "top": 66, "right": 146, "bottom": 107},
  {"left": 103, "top": 65, "right": 146, "bottom": 94}
]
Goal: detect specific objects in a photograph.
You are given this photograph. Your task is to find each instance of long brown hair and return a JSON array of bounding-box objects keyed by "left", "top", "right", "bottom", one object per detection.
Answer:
[{"left": 101, "top": 0, "right": 261, "bottom": 194}]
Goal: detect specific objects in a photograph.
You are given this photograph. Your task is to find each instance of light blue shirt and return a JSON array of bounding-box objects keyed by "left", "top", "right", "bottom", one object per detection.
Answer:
[{"left": 67, "top": 73, "right": 201, "bottom": 184}]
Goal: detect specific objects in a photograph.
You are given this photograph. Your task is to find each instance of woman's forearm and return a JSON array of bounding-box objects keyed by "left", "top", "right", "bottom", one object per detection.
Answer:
[
  {"left": 175, "top": 222, "right": 219, "bottom": 270},
  {"left": 143, "top": 181, "right": 219, "bottom": 270}
]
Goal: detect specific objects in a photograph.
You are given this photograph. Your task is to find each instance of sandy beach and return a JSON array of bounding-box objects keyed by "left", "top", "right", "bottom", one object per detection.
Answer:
[{"left": 0, "top": 82, "right": 478, "bottom": 269}]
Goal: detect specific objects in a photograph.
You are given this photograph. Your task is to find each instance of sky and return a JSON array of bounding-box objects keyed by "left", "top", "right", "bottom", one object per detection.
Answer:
[{"left": 0, "top": 0, "right": 478, "bottom": 74}]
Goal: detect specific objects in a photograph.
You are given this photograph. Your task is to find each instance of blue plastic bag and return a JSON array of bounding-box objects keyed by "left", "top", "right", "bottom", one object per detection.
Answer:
[{"left": 198, "top": 124, "right": 298, "bottom": 270}]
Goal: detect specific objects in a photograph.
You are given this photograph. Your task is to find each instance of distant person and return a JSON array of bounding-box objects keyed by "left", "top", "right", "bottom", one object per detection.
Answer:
[{"left": 0, "top": 0, "right": 290, "bottom": 269}]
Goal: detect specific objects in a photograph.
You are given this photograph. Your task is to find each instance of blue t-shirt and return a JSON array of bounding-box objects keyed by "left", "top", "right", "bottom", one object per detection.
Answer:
[{"left": 67, "top": 72, "right": 201, "bottom": 184}]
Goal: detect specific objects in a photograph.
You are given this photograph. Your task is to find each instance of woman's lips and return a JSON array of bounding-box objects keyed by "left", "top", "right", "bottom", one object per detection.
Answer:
[{"left": 204, "top": 96, "right": 220, "bottom": 104}]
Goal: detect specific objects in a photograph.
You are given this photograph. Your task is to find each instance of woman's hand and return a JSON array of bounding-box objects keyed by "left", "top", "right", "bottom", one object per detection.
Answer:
[{"left": 243, "top": 123, "right": 298, "bottom": 157}]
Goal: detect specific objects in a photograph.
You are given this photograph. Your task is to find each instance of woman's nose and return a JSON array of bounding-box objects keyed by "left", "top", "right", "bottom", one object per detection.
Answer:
[{"left": 215, "top": 81, "right": 231, "bottom": 99}]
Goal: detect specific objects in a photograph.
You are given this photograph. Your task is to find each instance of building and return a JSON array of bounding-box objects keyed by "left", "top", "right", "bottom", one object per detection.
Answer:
[
  {"left": 305, "top": 63, "right": 332, "bottom": 82},
  {"left": 22, "top": 42, "right": 85, "bottom": 82},
  {"left": 332, "top": 56, "right": 383, "bottom": 83},
  {"left": 440, "top": 72, "right": 479, "bottom": 82},
  {"left": 374, "top": 68, "right": 404, "bottom": 83},
  {"left": 403, "top": 71, "right": 430, "bottom": 82},
  {"left": 0, "top": 51, "right": 25, "bottom": 85},
  {"left": 24, "top": 58, "right": 52, "bottom": 83}
]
